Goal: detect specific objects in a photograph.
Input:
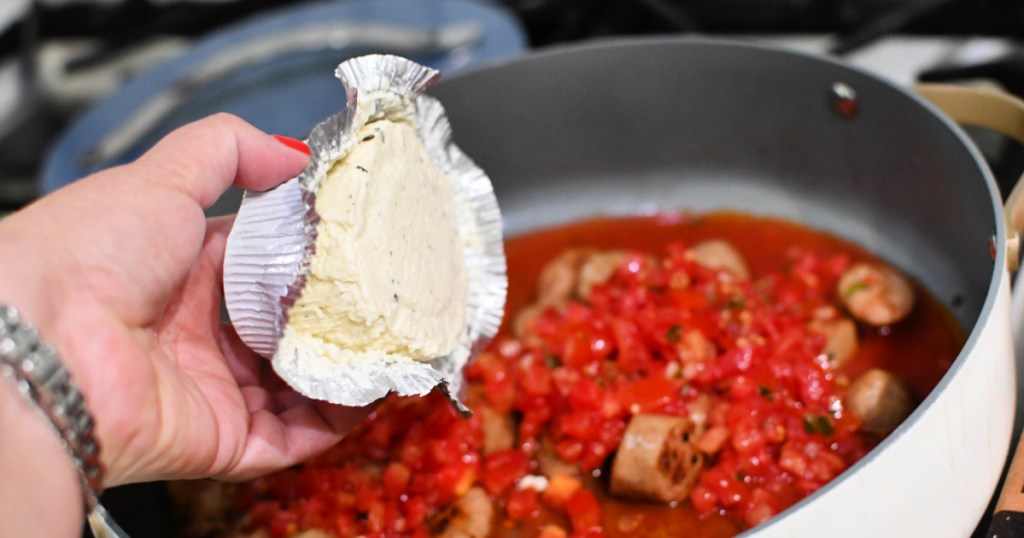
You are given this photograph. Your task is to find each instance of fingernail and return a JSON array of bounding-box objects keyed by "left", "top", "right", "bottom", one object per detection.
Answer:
[{"left": 273, "top": 134, "right": 311, "bottom": 156}]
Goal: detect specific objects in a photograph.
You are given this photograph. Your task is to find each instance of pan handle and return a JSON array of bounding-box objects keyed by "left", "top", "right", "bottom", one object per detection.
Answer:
[
  {"left": 915, "top": 83, "right": 1024, "bottom": 537},
  {"left": 914, "top": 83, "right": 1024, "bottom": 272}
]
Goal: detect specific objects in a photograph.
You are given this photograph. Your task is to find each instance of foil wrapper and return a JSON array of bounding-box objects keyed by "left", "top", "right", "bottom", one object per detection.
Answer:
[{"left": 223, "top": 55, "right": 507, "bottom": 412}]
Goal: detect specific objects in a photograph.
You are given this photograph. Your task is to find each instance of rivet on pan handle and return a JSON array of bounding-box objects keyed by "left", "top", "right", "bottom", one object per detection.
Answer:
[
  {"left": 915, "top": 83, "right": 1024, "bottom": 537},
  {"left": 914, "top": 83, "right": 1024, "bottom": 272}
]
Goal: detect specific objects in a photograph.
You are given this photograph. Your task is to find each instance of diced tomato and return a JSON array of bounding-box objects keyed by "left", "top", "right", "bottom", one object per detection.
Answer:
[
  {"left": 560, "top": 410, "right": 599, "bottom": 440},
  {"left": 568, "top": 377, "right": 603, "bottom": 410},
  {"left": 268, "top": 510, "right": 298, "bottom": 538},
  {"left": 617, "top": 375, "right": 679, "bottom": 413},
  {"left": 382, "top": 462, "right": 411, "bottom": 497},
  {"left": 482, "top": 450, "right": 529, "bottom": 496},
  {"left": 519, "top": 361, "right": 553, "bottom": 397},
  {"left": 779, "top": 440, "right": 808, "bottom": 476},
  {"left": 690, "top": 483, "right": 717, "bottom": 514},
  {"left": 543, "top": 475, "right": 582, "bottom": 508},
  {"left": 610, "top": 319, "right": 651, "bottom": 373},
  {"left": 519, "top": 404, "right": 552, "bottom": 441},
  {"left": 565, "top": 489, "right": 602, "bottom": 533},
  {"left": 365, "top": 500, "right": 386, "bottom": 533},
  {"left": 470, "top": 352, "right": 516, "bottom": 413},
  {"left": 432, "top": 461, "right": 476, "bottom": 501},
  {"left": 397, "top": 439, "right": 426, "bottom": 468},
  {"left": 538, "top": 524, "right": 569, "bottom": 538},
  {"left": 555, "top": 439, "right": 584, "bottom": 463},
  {"left": 403, "top": 496, "right": 428, "bottom": 528},
  {"left": 730, "top": 416, "right": 768, "bottom": 456},
  {"left": 573, "top": 527, "right": 606, "bottom": 538},
  {"left": 696, "top": 426, "right": 730, "bottom": 454},
  {"left": 670, "top": 288, "right": 708, "bottom": 310},
  {"left": 742, "top": 488, "right": 780, "bottom": 527},
  {"left": 506, "top": 487, "right": 541, "bottom": 521},
  {"left": 249, "top": 501, "right": 280, "bottom": 526}
]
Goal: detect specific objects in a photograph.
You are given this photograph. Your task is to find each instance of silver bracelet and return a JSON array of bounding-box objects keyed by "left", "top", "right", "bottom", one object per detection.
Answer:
[{"left": 0, "top": 303, "right": 104, "bottom": 510}]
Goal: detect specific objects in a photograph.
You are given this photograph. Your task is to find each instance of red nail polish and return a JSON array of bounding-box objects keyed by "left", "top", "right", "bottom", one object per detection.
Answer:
[{"left": 273, "top": 134, "right": 311, "bottom": 156}]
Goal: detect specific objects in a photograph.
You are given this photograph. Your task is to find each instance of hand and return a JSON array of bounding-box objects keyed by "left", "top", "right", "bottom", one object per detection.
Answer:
[{"left": 0, "top": 114, "right": 373, "bottom": 490}]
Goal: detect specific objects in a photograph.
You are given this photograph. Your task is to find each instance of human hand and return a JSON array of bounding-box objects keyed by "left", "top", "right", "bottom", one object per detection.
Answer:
[{"left": 0, "top": 113, "right": 373, "bottom": 488}]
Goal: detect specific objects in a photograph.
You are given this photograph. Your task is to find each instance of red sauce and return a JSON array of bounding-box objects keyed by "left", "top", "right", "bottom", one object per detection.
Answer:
[{"left": 235, "top": 212, "right": 964, "bottom": 538}]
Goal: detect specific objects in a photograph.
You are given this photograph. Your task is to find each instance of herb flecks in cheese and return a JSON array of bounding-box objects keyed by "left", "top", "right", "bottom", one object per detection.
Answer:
[{"left": 282, "top": 118, "right": 467, "bottom": 363}]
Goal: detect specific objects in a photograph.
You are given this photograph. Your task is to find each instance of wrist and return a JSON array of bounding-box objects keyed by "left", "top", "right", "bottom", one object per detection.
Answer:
[
  {"left": 0, "top": 302, "right": 106, "bottom": 500},
  {"left": 0, "top": 215, "right": 129, "bottom": 487},
  {"left": 0, "top": 371, "right": 83, "bottom": 536},
  {"left": 0, "top": 218, "right": 61, "bottom": 336},
  {"left": 0, "top": 214, "right": 107, "bottom": 531}
]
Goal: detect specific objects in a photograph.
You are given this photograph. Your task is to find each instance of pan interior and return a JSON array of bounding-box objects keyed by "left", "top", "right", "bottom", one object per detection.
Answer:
[{"left": 430, "top": 38, "right": 1000, "bottom": 333}]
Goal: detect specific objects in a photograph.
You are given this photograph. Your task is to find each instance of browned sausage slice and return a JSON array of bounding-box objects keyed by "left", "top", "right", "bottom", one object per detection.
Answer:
[
  {"left": 537, "top": 249, "right": 593, "bottom": 305},
  {"left": 808, "top": 316, "right": 859, "bottom": 370},
  {"left": 846, "top": 368, "right": 915, "bottom": 435},
  {"left": 429, "top": 487, "right": 494, "bottom": 538},
  {"left": 576, "top": 251, "right": 628, "bottom": 298},
  {"left": 479, "top": 406, "right": 516, "bottom": 454},
  {"left": 518, "top": 249, "right": 629, "bottom": 340},
  {"left": 609, "top": 414, "right": 704, "bottom": 503},
  {"left": 689, "top": 240, "right": 751, "bottom": 279},
  {"left": 838, "top": 262, "right": 915, "bottom": 326}
]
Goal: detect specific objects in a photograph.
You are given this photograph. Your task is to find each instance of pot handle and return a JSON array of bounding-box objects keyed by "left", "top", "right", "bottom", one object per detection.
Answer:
[
  {"left": 914, "top": 84, "right": 1024, "bottom": 271},
  {"left": 914, "top": 83, "right": 1024, "bottom": 537}
]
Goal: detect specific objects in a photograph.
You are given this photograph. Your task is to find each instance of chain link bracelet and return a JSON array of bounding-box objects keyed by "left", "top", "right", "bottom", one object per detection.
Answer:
[{"left": 0, "top": 303, "right": 104, "bottom": 510}]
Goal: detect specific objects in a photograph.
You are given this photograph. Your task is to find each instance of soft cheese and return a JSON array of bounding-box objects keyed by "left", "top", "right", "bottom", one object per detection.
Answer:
[{"left": 281, "top": 118, "right": 468, "bottom": 364}]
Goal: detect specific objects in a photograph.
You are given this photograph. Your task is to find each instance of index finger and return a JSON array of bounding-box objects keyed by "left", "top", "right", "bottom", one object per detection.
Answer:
[{"left": 135, "top": 113, "right": 310, "bottom": 208}]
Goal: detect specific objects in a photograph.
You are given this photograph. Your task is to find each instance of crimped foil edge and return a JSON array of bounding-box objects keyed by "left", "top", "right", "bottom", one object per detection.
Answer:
[
  {"left": 273, "top": 338, "right": 445, "bottom": 407},
  {"left": 415, "top": 93, "right": 507, "bottom": 407},
  {"left": 223, "top": 178, "right": 306, "bottom": 358},
  {"left": 335, "top": 54, "right": 441, "bottom": 134}
]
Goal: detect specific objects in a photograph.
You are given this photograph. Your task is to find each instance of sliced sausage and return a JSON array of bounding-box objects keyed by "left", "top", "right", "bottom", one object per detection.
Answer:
[
  {"left": 429, "top": 487, "right": 494, "bottom": 538},
  {"left": 838, "top": 262, "right": 915, "bottom": 326},
  {"left": 576, "top": 251, "right": 628, "bottom": 298},
  {"left": 846, "top": 368, "right": 915, "bottom": 435},
  {"left": 689, "top": 240, "right": 751, "bottom": 280},
  {"left": 808, "top": 316, "right": 859, "bottom": 370},
  {"left": 519, "top": 249, "right": 630, "bottom": 339},
  {"left": 609, "top": 414, "right": 704, "bottom": 503},
  {"left": 537, "top": 249, "right": 592, "bottom": 305},
  {"left": 479, "top": 406, "right": 516, "bottom": 454},
  {"left": 537, "top": 248, "right": 631, "bottom": 305}
]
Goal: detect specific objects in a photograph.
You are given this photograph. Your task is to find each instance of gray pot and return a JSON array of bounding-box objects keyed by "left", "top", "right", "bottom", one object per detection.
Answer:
[{"left": 431, "top": 37, "right": 1020, "bottom": 536}]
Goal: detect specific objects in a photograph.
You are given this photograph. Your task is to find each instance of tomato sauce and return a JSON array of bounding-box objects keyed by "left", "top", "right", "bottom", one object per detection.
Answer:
[
  {"left": 502, "top": 212, "right": 960, "bottom": 399},
  {"left": 234, "top": 212, "right": 964, "bottom": 538}
]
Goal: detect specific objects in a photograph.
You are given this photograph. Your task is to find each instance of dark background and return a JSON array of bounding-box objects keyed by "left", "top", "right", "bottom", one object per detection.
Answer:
[{"left": 1, "top": 0, "right": 1023, "bottom": 212}]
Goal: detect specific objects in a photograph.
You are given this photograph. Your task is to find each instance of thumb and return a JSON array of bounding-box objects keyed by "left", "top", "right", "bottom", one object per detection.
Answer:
[{"left": 135, "top": 113, "right": 310, "bottom": 209}]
